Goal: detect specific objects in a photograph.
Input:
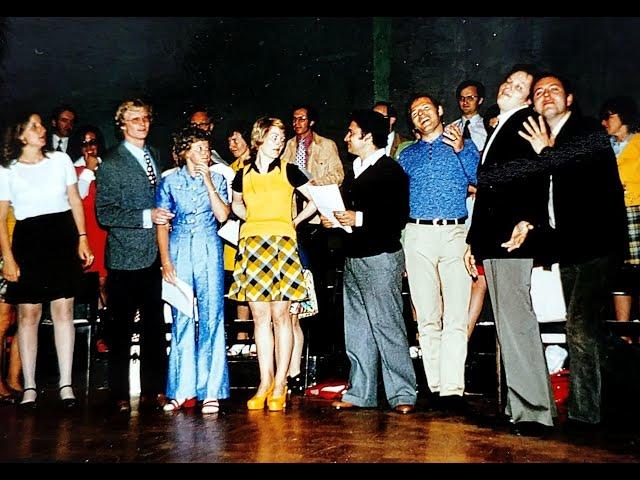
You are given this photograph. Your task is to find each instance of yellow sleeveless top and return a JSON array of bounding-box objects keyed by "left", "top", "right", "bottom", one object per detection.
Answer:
[
  {"left": 617, "top": 134, "right": 640, "bottom": 207},
  {"left": 240, "top": 159, "right": 296, "bottom": 240}
]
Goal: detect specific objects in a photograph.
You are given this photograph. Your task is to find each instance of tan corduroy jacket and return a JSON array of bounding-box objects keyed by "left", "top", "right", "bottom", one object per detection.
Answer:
[{"left": 281, "top": 131, "right": 344, "bottom": 186}]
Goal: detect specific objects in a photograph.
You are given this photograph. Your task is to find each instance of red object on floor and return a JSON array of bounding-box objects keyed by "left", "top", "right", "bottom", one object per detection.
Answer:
[
  {"left": 305, "top": 380, "right": 348, "bottom": 400},
  {"left": 550, "top": 369, "right": 570, "bottom": 406}
]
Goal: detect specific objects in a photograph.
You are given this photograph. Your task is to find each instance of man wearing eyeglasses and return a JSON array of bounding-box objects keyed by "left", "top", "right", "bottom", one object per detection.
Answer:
[
  {"left": 452, "top": 81, "right": 488, "bottom": 154},
  {"left": 96, "top": 98, "right": 174, "bottom": 414},
  {"left": 281, "top": 104, "right": 344, "bottom": 390},
  {"left": 187, "top": 107, "right": 228, "bottom": 167}
]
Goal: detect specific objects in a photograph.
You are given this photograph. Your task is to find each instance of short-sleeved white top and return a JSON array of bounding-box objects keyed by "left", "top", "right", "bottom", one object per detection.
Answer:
[{"left": 0, "top": 151, "right": 78, "bottom": 220}]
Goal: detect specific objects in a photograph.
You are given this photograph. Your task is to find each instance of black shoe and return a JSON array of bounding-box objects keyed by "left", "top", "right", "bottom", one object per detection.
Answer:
[
  {"left": 18, "top": 388, "right": 38, "bottom": 410},
  {"left": 287, "top": 374, "right": 305, "bottom": 395},
  {"left": 59, "top": 385, "right": 78, "bottom": 410},
  {"left": 510, "top": 421, "right": 553, "bottom": 437},
  {"left": 439, "top": 395, "right": 469, "bottom": 415},
  {"left": 563, "top": 418, "right": 601, "bottom": 435}
]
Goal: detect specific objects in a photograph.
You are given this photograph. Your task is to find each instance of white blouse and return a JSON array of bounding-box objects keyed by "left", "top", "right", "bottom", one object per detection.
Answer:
[{"left": 0, "top": 151, "right": 78, "bottom": 220}]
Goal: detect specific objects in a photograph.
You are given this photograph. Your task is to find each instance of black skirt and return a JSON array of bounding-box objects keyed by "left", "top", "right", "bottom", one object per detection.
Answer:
[{"left": 5, "top": 210, "right": 83, "bottom": 304}]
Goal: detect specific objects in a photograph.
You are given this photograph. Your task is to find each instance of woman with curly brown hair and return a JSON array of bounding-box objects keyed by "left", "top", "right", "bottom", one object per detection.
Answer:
[{"left": 157, "top": 126, "right": 230, "bottom": 414}]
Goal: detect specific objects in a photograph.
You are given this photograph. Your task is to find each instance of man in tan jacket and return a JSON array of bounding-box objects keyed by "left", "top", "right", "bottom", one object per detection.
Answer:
[
  {"left": 281, "top": 104, "right": 344, "bottom": 394},
  {"left": 282, "top": 104, "right": 344, "bottom": 186}
]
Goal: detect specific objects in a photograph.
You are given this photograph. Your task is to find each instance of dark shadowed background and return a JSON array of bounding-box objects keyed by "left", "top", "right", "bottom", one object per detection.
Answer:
[{"left": 1, "top": 17, "right": 639, "bottom": 164}]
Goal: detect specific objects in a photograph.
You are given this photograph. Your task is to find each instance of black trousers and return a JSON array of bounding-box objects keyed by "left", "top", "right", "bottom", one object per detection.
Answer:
[{"left": 107, "top": 257, "right": 167, "bottom": 400}]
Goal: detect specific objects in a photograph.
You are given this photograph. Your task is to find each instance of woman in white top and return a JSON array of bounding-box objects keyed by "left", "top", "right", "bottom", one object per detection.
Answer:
[{"left": 0, "top": 111, "right": 93, "bottom": 409}]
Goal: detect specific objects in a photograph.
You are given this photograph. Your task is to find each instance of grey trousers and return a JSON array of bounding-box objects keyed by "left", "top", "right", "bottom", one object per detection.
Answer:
[
  {"left": 341, "top": 250, "right": 417, "bottom": 408},
  {"left": 483, "top": 258, "right": 557, "bottom": 426}
]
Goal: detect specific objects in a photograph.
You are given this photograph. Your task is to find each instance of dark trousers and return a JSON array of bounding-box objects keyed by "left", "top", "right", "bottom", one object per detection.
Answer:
[
  {"left": 297, "top": 223, "right": 331, "bottom": 351},
  {"left": 561, "top": 255, "right": 611, "bottom": 424},
  {"left": 107, "top": 257, "right": 167, "bottom": 400}
]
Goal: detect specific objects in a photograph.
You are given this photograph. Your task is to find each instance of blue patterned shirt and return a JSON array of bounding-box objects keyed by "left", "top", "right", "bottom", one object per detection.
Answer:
[{"left": 398, "top": 136, "right": 479, "bottom": 219}]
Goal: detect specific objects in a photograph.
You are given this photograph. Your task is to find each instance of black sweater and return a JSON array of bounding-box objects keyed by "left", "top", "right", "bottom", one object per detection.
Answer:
[{"left": 341, "top": 156, "right": 409, "bottom": 258}]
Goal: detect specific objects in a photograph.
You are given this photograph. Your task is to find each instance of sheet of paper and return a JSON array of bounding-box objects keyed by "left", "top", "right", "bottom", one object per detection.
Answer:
[
  {"left": 307, "top": 184, "right": 352, "bottom": 233},
  {"left": 218, "top": 218, "right": 240, "bottom": 246},
  {"left": 162, "top": 277, "right": 194, "bottom": 318}
]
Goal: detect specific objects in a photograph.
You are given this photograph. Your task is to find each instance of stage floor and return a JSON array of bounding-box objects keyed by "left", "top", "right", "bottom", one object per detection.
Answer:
[{"left": 0, "top": 389, "right": 639, "bottom": 463}]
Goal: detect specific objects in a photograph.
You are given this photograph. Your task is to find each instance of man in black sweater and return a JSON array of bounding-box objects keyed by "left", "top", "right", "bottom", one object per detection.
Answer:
[
  {"left": 320, "top": 110, "right": 416, "bottom": 414},
  {"left": 478, "top": 73, "right": 627, "bottom": 430}
]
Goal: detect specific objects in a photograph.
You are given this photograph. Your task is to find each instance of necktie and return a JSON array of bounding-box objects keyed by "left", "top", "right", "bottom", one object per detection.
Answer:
[
  {"left": 294, "top": 137, "right": 307, "bottom": 170},
  {"left": 56, "top": 138, "right": 63, "bottom": 151},
  {"left": 462, "top": 119, "right": 471, "bottom": 139},
  {"left": 143, "top": 149, "right": 157, "bottom": 186}
]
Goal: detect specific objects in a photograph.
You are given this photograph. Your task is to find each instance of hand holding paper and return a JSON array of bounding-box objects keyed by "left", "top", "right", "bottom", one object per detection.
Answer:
[
  {"left": 307, "top": 184, "right": 352, "bottom": 233},
  {"left": 162, "top": 277, "right": 195, "bottom": 318}
]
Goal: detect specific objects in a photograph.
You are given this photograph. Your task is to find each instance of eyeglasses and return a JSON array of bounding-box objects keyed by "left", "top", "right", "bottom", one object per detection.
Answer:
[
  {"left": 81, "top": 139, "right": 97, "bottom": 146},
  {"left": 293, "top": 116, "right": 308, "bottom": 123},
  {"left": 458, "top": 95, "right": 479, "bottom": 102},
  {"left": 123, "top": 115, "right": 151, "bottom": 125}
]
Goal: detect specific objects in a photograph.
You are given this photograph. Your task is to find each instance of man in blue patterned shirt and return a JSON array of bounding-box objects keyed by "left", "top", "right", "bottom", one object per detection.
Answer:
[{"left": 398, "top": 94, "right": 479, "bottom": 411}]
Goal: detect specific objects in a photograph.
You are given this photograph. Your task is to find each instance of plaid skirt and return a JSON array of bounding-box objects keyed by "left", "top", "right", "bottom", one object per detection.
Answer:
[
  {"left": 625, "top": 205, "right": 640, "bottom": 265},
  {"left": 228, "top": 236, "right": 307, "bottom": 302}
]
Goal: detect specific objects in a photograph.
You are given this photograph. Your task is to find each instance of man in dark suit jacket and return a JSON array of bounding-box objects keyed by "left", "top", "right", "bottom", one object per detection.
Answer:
[
  {"left": 46, "top": 104, "right": 76, "bottom": 154},
  {"left": 96, "top": 99, "right": 174, "bottom": 413},
  {"left": 321, "top": 109, "right": 416, "bottom": 414},
  {"left": 478, "top": 73, "right": 627, "bottom": 429},
  {"left": 465, "top": 65, "right": 557, "bottom": 435}
]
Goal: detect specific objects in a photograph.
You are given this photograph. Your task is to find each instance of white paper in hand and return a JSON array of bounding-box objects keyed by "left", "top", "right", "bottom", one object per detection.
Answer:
[
  {"left": 218, "top": 218, "right": 240, "bottom": 246},
  {"left": 307, "top": 184, "right": 352, "bottom": 233},
  {"left": 162, "top": 277, "right": 195, "bottom": 318}
]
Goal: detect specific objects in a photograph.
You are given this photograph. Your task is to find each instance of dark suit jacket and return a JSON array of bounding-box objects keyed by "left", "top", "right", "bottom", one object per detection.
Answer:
[
  {"left": 46, "top": 134, "right": 68, "bottom": 154},
  {"left": 477, "top": 113, "right": 627, "bottom": 266},
  {"left": 467, "top": 107, "right": 552, "bottom": 262},
  {"left": 95, "top": 142, "right": 161, "bottom": 270}
]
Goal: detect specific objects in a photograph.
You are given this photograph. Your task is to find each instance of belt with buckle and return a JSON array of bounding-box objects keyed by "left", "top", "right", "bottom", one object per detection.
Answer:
[{"left": 407, "top": 216, "right": 468, "bottom": 225}]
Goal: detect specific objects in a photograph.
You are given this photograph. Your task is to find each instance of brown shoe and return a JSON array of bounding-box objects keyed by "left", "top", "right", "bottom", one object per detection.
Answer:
[
  {"left": 332, "top": 400, "right": 357, "bottom": 410},
  {"left": 393, "top": 404, "right": 415, "bottom": 414}
]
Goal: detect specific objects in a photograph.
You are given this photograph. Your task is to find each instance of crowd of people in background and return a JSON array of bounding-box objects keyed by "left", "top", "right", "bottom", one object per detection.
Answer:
[{"left": 0, "top": 63, "right": 638, "bottom": 438}]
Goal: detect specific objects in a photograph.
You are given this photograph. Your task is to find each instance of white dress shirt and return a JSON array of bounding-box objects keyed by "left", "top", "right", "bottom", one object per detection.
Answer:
[{"left": 352, "top": 148, "right": 386, "bottom": 226}]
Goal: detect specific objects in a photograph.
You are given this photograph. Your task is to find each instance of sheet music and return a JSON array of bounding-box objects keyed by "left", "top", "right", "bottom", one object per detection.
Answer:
[
  {"left": 162, "top": 277, "right": 195, "bottom": 318},
  {"left": 307, "top": 184, "right": 352, "bottom": 233}
]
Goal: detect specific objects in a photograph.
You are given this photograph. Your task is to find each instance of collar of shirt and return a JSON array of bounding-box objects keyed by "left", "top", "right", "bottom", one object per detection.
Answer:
[
  {"left": 610, "top": 133, "right": 632, "bottom": 157},
  {"left": 550, "top": 111, "right": 572, "bottom": 138},
  {"left": 460, "top": 113, "right": 482, "bottom": 126},
  {"left": 481, "top": 104, "right": 529, "bottom": 165},
  {"left": 353, "top": 148, "right": 385, "bottom": 179},
  {"left": 385, "top": 131, "right": 395, "bottom": 156},
  {"left": 247, "top": 157, "right": 282, "bottom": 174},
  {"left": 53, "top": 134, "right": 68, "bottom": 147},
  {"left": 124, "top": 141, "right": 157, "bottom": 176},
  {"left": 297, "top": 131, "right": 313, "bottom": 153},
  {"left": 124, "top": 140, "right": 147, "bottom": 160}
]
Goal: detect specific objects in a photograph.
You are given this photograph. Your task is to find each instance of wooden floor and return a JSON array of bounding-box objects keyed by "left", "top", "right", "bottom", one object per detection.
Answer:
[{"left": 1, "top": 390, "right": 639, "bottom": 463}]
